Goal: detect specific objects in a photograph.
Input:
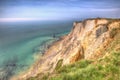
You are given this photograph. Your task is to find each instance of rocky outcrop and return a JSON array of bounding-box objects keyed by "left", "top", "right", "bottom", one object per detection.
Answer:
[{"left": 14, "top": 18, "right": 120, "bottom": 80}]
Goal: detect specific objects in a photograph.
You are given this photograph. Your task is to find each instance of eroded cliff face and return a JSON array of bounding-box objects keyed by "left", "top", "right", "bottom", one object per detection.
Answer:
[{"left": 14, "top": 18, "right": 120, "bottom": 80}]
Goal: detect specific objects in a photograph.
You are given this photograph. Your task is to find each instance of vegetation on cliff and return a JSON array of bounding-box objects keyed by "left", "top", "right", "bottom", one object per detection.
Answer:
[
  {"left": 46, "top": 33, "right": 120, "bottom": 80},
  {"left": 27, "top": 18, "right": 120, "bottom": 80}
]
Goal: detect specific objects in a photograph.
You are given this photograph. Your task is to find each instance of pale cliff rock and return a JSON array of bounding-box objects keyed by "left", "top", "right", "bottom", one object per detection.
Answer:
[{"left": 14, "top": 18, "right": 120, "bottom": 80}]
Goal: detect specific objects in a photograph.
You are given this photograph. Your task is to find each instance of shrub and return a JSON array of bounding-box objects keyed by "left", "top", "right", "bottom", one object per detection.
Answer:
[{"left": 55, "top": 59, "right": 63, "bottom": 71}]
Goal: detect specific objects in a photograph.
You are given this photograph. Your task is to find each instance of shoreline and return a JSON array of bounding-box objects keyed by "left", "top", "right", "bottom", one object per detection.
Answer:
[
  {"left": 10, "top": 18, "right": 120, "bottom": 80},
  {"left": 10, "top": 32, "right": 69, "bottom": 80},
  {"left": 10, "top": 38, "right": 57, "bottom": 80}
]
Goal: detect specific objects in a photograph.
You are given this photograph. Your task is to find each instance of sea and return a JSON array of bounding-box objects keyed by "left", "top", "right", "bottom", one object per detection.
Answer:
[{"left": 0, "top": 20, "right": 73, "bottom": 79}]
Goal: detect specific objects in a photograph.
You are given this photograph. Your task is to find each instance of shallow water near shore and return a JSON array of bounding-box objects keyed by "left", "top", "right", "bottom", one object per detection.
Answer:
[{"left": 0, "top": 21, "right": 72, "bottom": 79}]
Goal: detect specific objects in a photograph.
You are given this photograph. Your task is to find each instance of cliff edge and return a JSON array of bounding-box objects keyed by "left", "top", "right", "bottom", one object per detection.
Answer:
[{"left": 14, "top": 18, "right": 120, "bottom": 80}]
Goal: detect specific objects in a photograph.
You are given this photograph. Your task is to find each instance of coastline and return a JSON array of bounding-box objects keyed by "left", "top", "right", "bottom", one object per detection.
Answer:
[
  {"left": 10, "top": 31, "right": 69, "bottom": 80},
  {"left": 10, "top": 18, "right": 120, "bottom": 80}
]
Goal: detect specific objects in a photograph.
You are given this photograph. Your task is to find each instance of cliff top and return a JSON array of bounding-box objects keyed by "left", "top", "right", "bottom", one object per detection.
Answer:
[{"left": 11, "top": 18, "right": 120, "bottom": 80}]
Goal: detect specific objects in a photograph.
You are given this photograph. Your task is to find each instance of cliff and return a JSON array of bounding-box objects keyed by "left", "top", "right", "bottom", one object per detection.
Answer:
[{"left": 13, "top": 18, "right": 120, "bottom": 80}]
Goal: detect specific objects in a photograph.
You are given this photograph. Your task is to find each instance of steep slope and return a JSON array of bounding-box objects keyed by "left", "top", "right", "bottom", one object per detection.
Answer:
[
  {"left": 39, "top": 29, "right": 120, "bottom": 80},
  {"left": 14, "top": 18, "right": 120, "bottom": 80}
]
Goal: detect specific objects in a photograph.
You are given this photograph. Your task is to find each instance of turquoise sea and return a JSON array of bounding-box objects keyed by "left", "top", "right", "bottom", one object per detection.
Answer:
[{"left": 0, "top": 21, "right": 72, "bottom": 79}]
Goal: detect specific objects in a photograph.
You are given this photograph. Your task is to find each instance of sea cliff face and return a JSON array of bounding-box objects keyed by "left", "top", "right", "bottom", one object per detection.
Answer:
[{"left": 14, "top": 18, "right": 120, "bottom": 80}]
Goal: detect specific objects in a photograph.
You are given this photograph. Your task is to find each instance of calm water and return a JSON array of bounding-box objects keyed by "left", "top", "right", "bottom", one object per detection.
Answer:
[{"left": 0, "top": 21, "right": 72, "bottom": 79}]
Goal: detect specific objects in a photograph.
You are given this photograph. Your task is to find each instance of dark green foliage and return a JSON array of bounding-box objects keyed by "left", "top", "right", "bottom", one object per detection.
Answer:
[
  {"left": 28, "top": 28, "right": 120, "bottom": 80},
  {"left": 28, "top": 51, "right": 120, "bottom": 80},
  {"left": 55, "top": 59, "right": 63, "bottom": 71},
  {"left": 49, "top": 51, "right": 120, "bottom": 80},
  {"left": 42, "top": 74, "right": 49, "bottom": 80},
  {"left": 76, "top": 60, "right": 92, "bottom": 68}
]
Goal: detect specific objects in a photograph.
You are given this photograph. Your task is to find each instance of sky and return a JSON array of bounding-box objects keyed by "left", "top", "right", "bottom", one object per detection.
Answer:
[{"left": 0, "top": 0, "right": 120, "bottom": 22}]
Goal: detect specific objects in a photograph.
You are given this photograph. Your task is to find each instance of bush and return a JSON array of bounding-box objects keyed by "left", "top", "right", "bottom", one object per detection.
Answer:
[{"left": 55, "top": 59, "right": 63, "bottom": 71}]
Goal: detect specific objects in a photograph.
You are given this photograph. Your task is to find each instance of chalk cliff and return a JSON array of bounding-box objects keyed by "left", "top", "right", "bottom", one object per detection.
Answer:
[{"left": 14, "top": 18, "right": 120, "bottom": 80}]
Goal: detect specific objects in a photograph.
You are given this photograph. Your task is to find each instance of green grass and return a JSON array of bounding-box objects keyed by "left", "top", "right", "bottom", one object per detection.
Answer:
[
  {"left": 48, "top": 33, "right": 120, "bottom": 80},
  {"left": 28, "top": 28, "right": 120, "bottom": 80},
  {"left": 55, "top": 59, "right": 63, "bottom": 71},
  {"left": 48, "top": 52, "right": 120, "bottom": 80}
]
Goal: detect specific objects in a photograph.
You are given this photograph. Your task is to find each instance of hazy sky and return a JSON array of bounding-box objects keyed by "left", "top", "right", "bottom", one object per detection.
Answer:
[{"left": 0, "top": 0, "right": 120, "bottom": 22}]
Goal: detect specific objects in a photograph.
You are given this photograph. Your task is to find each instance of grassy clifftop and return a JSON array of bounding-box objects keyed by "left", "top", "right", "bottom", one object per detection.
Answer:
[
  {"left": 47, "top": 33, "right": 120, "bottom": 80},
  {"left": 28, "top": 28, "right": 120, "bottom": 80},
  {"left": 27, "top": 18, "right": 120, "bottom": 80}
]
